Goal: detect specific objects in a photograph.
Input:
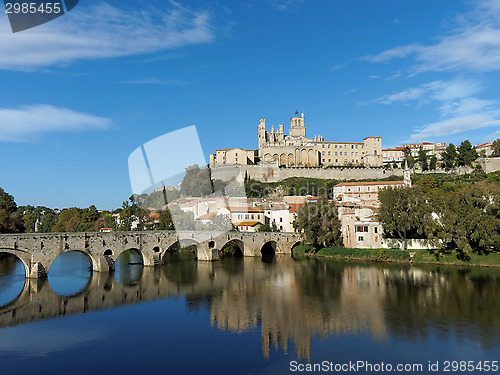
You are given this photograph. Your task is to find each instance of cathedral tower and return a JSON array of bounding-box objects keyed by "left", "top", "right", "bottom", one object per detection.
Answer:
[{"left": 289, "top": 112, "right": 306, "bottom": 138}]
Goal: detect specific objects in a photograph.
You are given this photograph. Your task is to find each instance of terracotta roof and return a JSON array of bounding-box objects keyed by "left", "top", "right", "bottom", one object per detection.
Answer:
[
  {"left": 195, "top": 213, "right": 216, "bottom": 220},
  {"left": 335, "top": 181, "right": 403, "bottom": 187},
  {"left": 225, "top": 206, "right": 264, "bottom": 213},
  {"left": 234, "top": 221, "right": 262, "bottom": 227},
  {"left": 382, "top": 147, "right": 404, "bottom": 151},
  {"left": 476, "top": 142, "right": 492, "bottom": 148},
  {"left": 288, "top": 203, "right": 304, "bottom": 212}
]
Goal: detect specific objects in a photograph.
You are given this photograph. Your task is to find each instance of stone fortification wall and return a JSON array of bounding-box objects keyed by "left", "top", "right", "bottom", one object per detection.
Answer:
[
  {"left": 211, "top": 164, "right": 403, "bottom": 183},
  {"left": 478, "top": 157, "right": 500, "bottom": 173}
]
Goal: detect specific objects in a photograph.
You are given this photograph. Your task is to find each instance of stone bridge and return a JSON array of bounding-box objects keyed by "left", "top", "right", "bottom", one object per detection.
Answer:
[{"left": 0, "top": 230, "right": 303, "bottom": 278}]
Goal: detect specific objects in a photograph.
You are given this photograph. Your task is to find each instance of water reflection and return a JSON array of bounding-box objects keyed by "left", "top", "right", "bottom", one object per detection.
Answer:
[
  {"left": 0, "top": 254, "right": 499, "bottom": 360},
  {"left": 0, "top": 254, "right": 25, "bottom": 307},
  {"left": 114, "top": 249, "right": 144, "bottom": 287},
  {"left": 48, "top": 252, "right": 92, "bottom": 297}
]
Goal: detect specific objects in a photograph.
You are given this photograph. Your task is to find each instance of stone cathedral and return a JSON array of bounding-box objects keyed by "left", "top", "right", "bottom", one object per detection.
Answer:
[{"left": 211, "top": 112, "right": 383, "bottom": 168}]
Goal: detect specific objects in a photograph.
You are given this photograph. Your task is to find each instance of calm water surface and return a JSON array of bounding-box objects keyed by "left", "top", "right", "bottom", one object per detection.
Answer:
[{"left": 0, "top": 251, "right": 499, "bottom": 375}]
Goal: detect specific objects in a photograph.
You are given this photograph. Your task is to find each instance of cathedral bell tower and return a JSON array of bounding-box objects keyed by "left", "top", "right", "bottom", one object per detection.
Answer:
[
  {"left": 289, "top": 112, "right": 306, "bottom": 138},
  {"left": 258, "top": 118, "right": 266, "bottom": 151}
]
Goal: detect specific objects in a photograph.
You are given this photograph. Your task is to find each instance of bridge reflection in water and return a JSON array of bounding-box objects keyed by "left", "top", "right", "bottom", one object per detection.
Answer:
[{"left": 1, "top": 254, "right": 500, "bottom": 360}]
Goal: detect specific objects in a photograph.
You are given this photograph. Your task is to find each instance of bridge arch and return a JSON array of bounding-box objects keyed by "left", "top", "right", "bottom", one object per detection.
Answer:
[
  {"left": 0, "top": 251, "right": 28, "bottom": 307},
  {"left": 220, "top": 239, "right": 244, "bottom": 257},
  {"left": 114, "top": 248, "right": 145, "bottom": 265},
  {"left": 261, "top": 241, "right": 277, "bottom": 256},
  {"left": 47, "top": 251, "right": 93, "bottom": 297},
  {"left": 0, "top": 249, "right": 29, "bottom": 278},
  {"left": 46, "top": 250, "right": 94, "bottom": 274}
]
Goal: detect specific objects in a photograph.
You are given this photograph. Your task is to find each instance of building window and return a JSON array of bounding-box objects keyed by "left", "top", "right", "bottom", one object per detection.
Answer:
[
  {"left": 322, "top": 158, "right": 325, "bottom": 162},
  {"left": 322, "top": 151, "right": 325, "bottom": 155},
  {"left": 328, "top": 151, "right": 331, "bottom": 155},
  {"left": 358, "top": 236, "right": 364, "bottom": 241},
  {"left": 329, "top": 159, "right": 331, "bottom": 162},
  {"left": 251, "top": 214, "right": 254, "bottom": 219},
  {"left": 340, "top": 152, "right": 342, "bottom": 156},
  {"left": 245, "top": 215, "right": 249, "bottom": 219},
  {"left": 374, "top": 227, "right": 378, "bottom": 233},
  {"left": 336, "top": 159, "right": 338, "bottom": 162},
  {"left": 335, "top": 145, "right": 338, "bottom": 148},
  {"left": 351, "top": 145, "right": 354, "bottom": 149},
  {"left": 328, "top": 144, "right": 330, "bottom": 148}
]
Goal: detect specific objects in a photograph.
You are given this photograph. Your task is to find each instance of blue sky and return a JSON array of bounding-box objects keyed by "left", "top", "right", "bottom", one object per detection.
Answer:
[{"left": 1, "top": 0, "right": 500, "bottom": 210}]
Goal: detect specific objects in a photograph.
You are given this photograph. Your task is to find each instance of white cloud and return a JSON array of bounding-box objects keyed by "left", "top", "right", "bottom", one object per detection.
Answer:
[
  {"left": 371, "top": 78, "right": 483, "bottom": 106},
  {"left": 367, "top": 78, "right": 500, "bottom": 142},
  {"left": 0, "top": 104, "right": 112, "bottom": 142},
  {"left": 0, "top": 2, "right": 214, "bottom": 71},
  {"left": 409, "top": 114, "right": 500, "bottom": 142},
  {"left": 365, "top": 1, "right": 500, "bottom": 74}
]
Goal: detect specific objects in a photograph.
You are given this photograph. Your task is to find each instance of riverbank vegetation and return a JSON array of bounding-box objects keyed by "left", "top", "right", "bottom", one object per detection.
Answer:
[{"left": 293, "top": 246, "right": 500, "bottom": 267}]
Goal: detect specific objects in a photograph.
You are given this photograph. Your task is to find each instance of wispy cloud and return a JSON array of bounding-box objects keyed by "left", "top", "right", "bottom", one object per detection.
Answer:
[
  {"left": 365, "top": 78, "right": 500, "bottom": 142},
  {"left": 364, "top": 0, "right": 500, "bottom": 74},
  {"left": 343, "top": 88, "right": 358, "bottom": 95},
  {"left": 0, "top": 2, "right": 214, "bottom": 71},
  {"left": 0, "top": 105, "right": 112, "bottom": 142},
  {"left": 267, "top": 0, "right": 305, "bottom": 11},
  {"left": 409, "top": 114, "right": 500, "bottom": 142},
  {"left": 370, "top": 79, "right": 482, "bottom": 106}
]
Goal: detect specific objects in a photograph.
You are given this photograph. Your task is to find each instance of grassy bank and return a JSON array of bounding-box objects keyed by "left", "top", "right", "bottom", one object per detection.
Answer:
[{"left": 294, "top": 245, "right": 500, "bottom": 267}]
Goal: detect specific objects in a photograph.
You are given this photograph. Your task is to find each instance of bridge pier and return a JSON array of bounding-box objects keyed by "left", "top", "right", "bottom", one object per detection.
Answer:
[
  {"left": 91, "top": 254, "right": 115, "bottom": 273},
  {"left": 197, "top": 247, "right": 220, "bottom": 261},
  {"left": 28, "top": 261, "right": 48, "bottom": 279}
]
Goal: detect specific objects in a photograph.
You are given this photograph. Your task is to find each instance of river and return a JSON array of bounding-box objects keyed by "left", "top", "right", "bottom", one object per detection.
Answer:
[{"left": 0, "top": 251, "right": 499, "bottom": 375}]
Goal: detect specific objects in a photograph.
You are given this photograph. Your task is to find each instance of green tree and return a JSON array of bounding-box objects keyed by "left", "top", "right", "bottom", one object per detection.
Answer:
[
  {"left": 257, "top": 222, "right": 279, "bottom": 232},
  {"left": 0, "top": 188, "right": 23, "bottom": 233},
  {"left": 293, "top": 196, "right": 342, "bottom": 250},
  {"left": 77, "top": 205, "right": 100, "bottom": 232},
  {"left": 416, "top": 176, "right": 437, "bottom": 194},
  {"left": 378, "top": 186, "right": 435, "bottom": 250},
  {"left": 429, "top": 155, "right": 437, "bottom": 170},
  {"left": 441, "top": 144, "right": 457, "bottom": 170},
  {"left": 180, "top": 165, "right": 214, "bottom": 197},
  {"left": 457, "top": 140, "right": 478, "bottom": 167},
  {"left": 22, "top": 212, "right": 37, "bottom": 233},
  {"left": 433, "top": 182, "right": 500, "bottom": 257},
  {"left": 52, "top": 207, "right": 82, "bottom": 232},
  {"left": 417, "top": 147, "right": 428, "bottom": 171},
  {"left": 492, "top": 139, "right": 500, "bottom": 157}
]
